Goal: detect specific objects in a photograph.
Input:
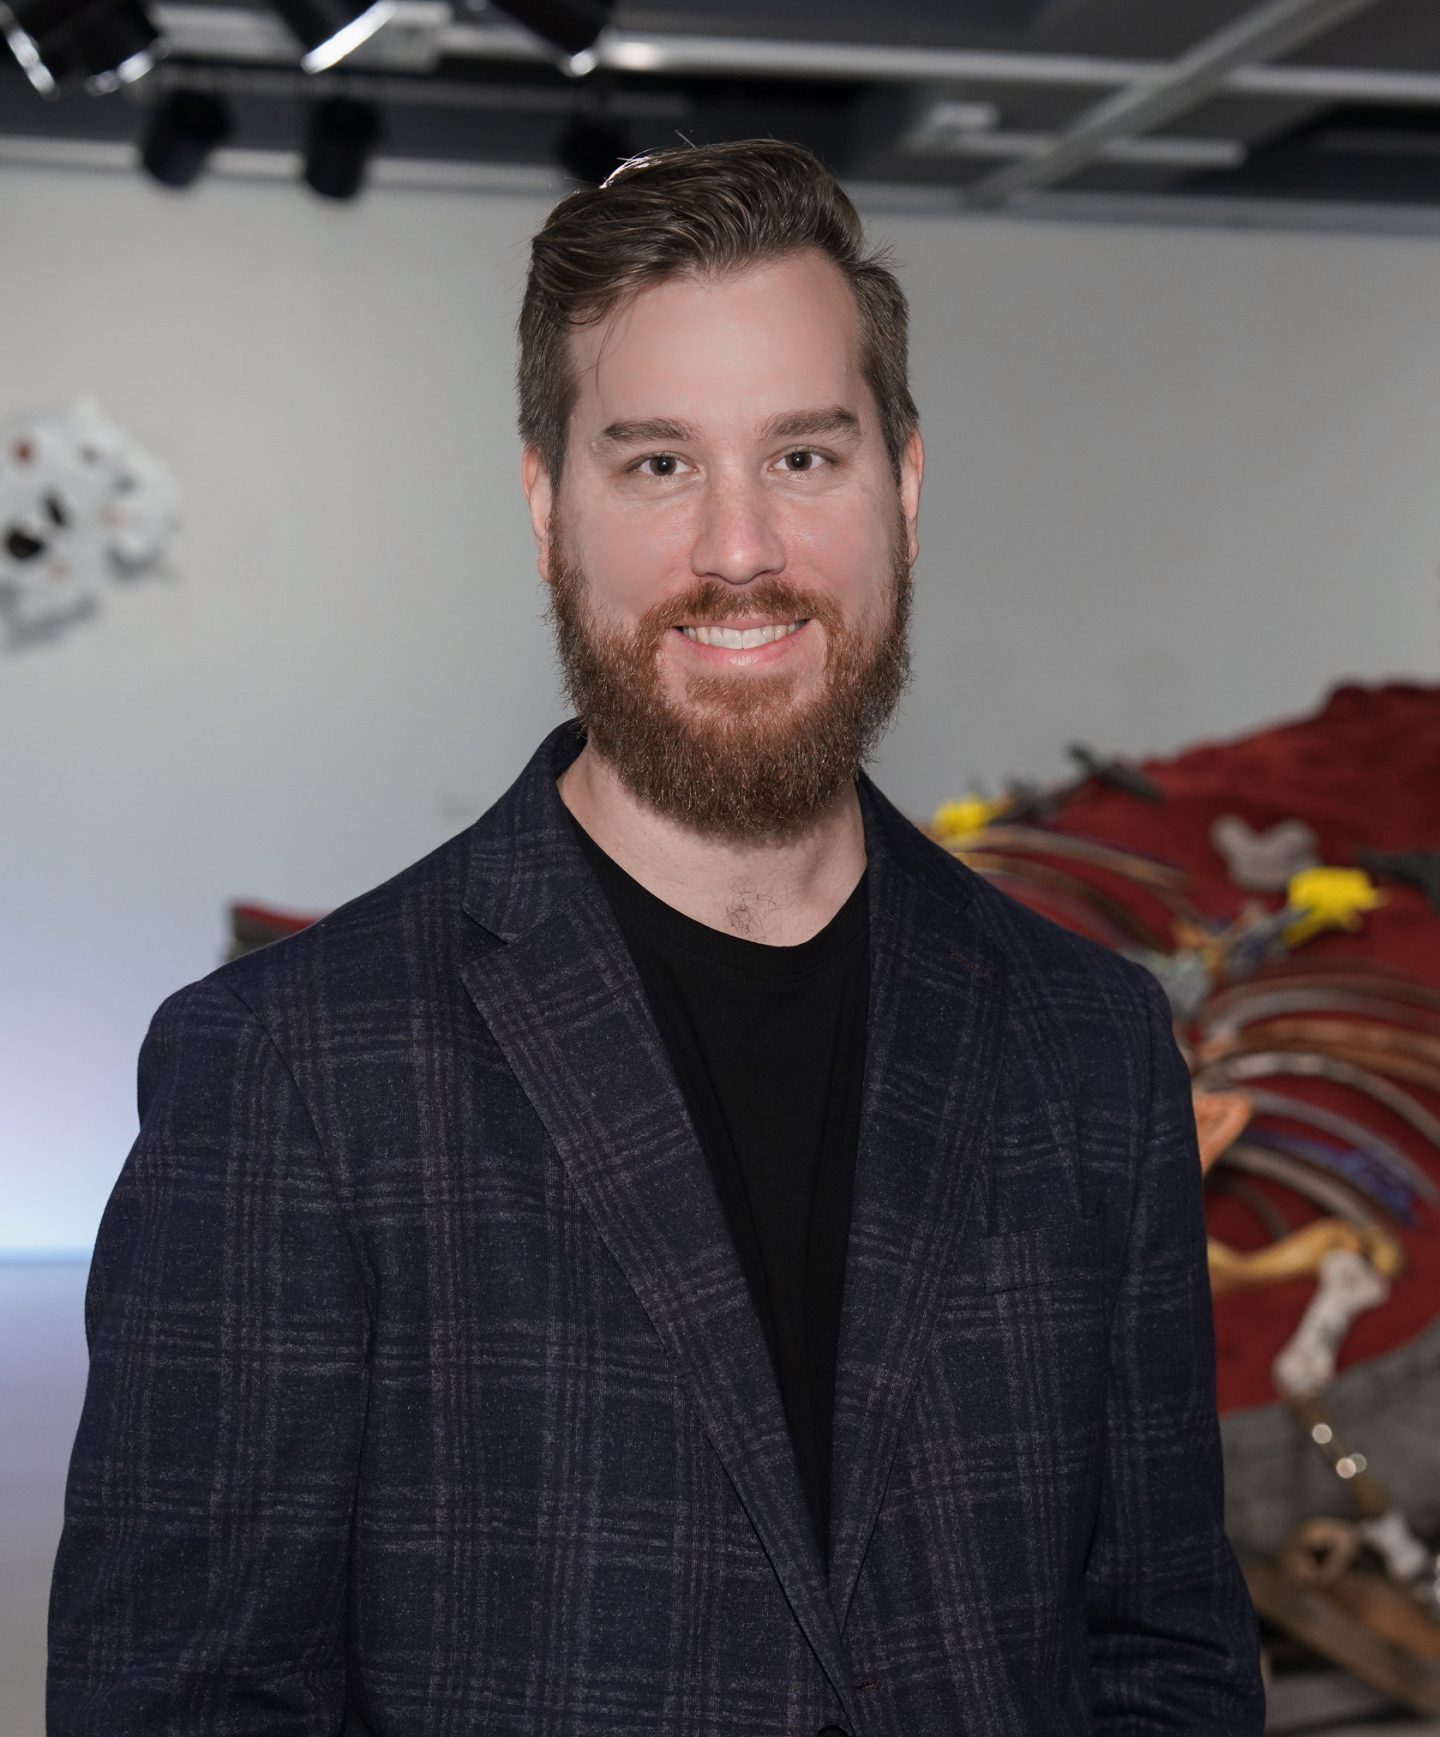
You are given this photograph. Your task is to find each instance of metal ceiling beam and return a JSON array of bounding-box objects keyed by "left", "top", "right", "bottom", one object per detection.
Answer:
[
  {"left": 447, "top": 24, "right": 1157, "bottom": 87},
  {"left": 962, "top": 0, "right": 1389, "bottom": 207},
  {"left": 905, "top": 100, "right": 1248, "bottom": 171},
  {"left": 1230, "top": 63, "right": 1440, "bottom": 104},
  {"left": 150, "top": 8, "right": 1440, "bottom": 111},
  {"left": 941, "top": 131, "right": 1249, "bottom": 171}
]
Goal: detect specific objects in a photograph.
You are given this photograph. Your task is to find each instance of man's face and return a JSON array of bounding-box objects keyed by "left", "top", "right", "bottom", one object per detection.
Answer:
[{"left": 523, "top": 248, "right": 923, "bottom": 838}]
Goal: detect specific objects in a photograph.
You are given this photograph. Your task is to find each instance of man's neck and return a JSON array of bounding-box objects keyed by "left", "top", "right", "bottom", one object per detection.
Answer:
[{"left": 557, "top": 743, "right": 867, "bottom": 946}]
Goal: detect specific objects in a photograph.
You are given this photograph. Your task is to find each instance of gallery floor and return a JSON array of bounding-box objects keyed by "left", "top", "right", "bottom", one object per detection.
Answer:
[
  {"left": 2, "top": 1261, "right": 1436, "bottom": 1737},
  {"left": 3, "top": 1264, "right": 89, "bottom": 1737}
]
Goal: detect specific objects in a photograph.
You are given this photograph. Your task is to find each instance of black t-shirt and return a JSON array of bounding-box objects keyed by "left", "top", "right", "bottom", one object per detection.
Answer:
[{"left": 571, "top": 819, "right": 869, "bottom": 1562}]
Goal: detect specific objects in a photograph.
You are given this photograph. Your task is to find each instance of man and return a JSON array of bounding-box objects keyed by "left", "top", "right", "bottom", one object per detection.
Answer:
[{"left": 49, "top": 140, "right": 1263, "bottom": 1734}]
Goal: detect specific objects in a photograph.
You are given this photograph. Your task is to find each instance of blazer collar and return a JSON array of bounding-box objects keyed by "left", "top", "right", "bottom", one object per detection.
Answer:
[
  {"left": 458, "top": 724, "right": 1007, "bottom": 1673},
  {"left": 831, "top": 772, "right": 1008, "bottom": 1625},
  {"left": 459, "top": 720, "right": 594, "bottom": 941}
]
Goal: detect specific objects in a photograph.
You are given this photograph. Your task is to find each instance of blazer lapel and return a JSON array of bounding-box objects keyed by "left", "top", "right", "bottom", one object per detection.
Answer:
[
  {"left": 456, "top": 728, "right": 854, "bottom": 1715},
  {"left": 828, "top": 779, "right": 1009, "bottom": 1627}
]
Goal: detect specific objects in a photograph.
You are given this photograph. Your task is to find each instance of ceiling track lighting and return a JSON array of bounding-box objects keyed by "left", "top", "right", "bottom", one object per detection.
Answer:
[
  {"left": 303, "top": 92, "right": 382, "bottom": 198},
  {"left": 140, "top": 87, "right": 232, "bottom": 186},
  {"left": 488, "top": 0, "right": 611, "bottom": 74},
  {"left": 1, "top": 0, "right": 164, "bottom": 95},
  {"left": 270, "top": 0, "right": 396, "bottom": 73}
]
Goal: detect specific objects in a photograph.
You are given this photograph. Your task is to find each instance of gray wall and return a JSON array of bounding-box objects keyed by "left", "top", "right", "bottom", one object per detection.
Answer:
[{"left": 2, "top": 164, "right": 1438, "bottom": 1250}]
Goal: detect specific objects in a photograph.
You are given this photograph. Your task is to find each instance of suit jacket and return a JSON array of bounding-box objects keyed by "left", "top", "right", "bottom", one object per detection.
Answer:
[{"left": 49, "top": 723, "right": 1263, "bottom": 1736}]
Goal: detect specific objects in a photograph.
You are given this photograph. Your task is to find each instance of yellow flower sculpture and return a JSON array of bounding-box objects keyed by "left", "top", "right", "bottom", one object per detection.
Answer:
[
  {"left": 1282, "top": 867, "right": 1387, "bottom": 948},
  {"left": 932, "top": 795, "right": 1009, "bottom": 842}
]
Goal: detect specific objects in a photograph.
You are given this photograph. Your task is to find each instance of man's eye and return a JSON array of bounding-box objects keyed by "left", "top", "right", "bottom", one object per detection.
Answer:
[
  {"left": 635, "top": 454, "right": 683, "bottom": 478},
  {"left": 781, "top": 449, "right": 826, "bottom": 472}
]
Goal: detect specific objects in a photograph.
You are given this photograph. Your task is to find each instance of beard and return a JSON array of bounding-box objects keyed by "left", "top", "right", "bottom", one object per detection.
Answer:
[{"left": 548, "top": 514, "right": 913, "bottom": 840}]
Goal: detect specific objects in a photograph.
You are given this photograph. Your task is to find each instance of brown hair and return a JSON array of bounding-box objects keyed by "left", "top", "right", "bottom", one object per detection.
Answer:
[{"left": 517, "top": 138, "right": 918, "bottom": 483}]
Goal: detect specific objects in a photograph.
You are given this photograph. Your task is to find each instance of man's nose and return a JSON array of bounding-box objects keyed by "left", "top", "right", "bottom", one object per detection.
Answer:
[{"left": 689, "top": 475, "right": 785, "bottom": 587}]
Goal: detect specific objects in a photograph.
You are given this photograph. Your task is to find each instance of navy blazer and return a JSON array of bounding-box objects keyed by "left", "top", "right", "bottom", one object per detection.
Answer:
[{"left": 50, "top": 723, "right": 1263, "bottom": 1735}]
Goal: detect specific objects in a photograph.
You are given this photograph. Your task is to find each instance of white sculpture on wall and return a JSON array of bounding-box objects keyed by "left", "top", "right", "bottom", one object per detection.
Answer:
[{"left": 0, "top": 397, "right": 181, "bottom": 646}]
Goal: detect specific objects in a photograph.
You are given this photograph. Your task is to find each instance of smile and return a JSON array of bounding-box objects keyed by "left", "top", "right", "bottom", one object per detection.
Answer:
[{"left": 677, "top": 620, "right": 806, "bottom": 650}]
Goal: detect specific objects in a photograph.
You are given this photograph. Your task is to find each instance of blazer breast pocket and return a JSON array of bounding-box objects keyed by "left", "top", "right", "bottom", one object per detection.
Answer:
[{"left": 980, "top": 1208, "right": 1107, "bottom": 1295}]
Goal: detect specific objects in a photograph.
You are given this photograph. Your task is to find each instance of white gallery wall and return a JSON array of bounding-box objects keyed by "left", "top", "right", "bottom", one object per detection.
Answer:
[{"left": 2, "top": 161, "right": 1438, "bottom": 1253}]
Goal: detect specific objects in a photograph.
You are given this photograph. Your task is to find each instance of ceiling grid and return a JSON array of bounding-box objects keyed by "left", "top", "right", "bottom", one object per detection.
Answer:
[{"left": 2, "top": 0, "right": 1439, "bottom": 225}]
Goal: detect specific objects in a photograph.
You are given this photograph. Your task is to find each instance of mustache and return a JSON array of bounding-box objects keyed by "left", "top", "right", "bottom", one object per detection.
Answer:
[{"left": 638, "top": 579, "right": 845, "bottom": 639}]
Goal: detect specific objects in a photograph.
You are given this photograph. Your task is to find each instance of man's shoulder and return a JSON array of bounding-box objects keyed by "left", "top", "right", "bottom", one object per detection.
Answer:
[
  {"left": 969, "top": 869, "right": 1165, "bottom": 1110},
  {"left": 901, "top": 827, "right": 1172, "bottom": 1155},
  {"left": 158, "top": 822, "right": 482, "bottom": 1046},
  {"left": 966, "top": 862, "right": 1157, "bottom": 1015}
]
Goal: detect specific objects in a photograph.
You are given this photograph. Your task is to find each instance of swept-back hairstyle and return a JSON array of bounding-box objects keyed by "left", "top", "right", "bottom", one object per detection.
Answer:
[{"left": 517, "top": 139, "right": 918, "bottom": 482}]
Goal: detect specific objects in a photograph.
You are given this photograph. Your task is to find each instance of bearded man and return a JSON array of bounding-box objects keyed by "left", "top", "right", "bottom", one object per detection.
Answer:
[{"left": 49, "top": 141, "right": 1263, "bottom": 1736}]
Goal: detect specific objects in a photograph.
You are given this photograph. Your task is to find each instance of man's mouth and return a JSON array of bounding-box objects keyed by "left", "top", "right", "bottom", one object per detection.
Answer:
[{"left": 676, "top": 619, "right": 807, "bottom": 650}]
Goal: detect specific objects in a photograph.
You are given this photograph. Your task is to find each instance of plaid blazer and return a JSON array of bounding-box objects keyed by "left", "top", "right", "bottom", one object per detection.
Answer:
[{"left": 49, "top": 723, "right": 1262, "bottom": 1736}]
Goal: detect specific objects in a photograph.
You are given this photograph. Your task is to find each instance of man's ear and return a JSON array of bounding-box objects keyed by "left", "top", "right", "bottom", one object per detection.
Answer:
[
  {"left": 899, "top": 427, "right": 925, "bottom": 566},
  {"left": 520, "top": 446, "right": 555, "bottom": 583}
]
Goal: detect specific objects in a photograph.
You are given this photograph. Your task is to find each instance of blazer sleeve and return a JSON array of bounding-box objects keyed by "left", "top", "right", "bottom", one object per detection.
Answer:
[
  {"left": 1083, "top": 970, "right": 1265, "bottom": 1734},
  {"left": 47, "top": 976, "right": 372, "bottom": 1736}
]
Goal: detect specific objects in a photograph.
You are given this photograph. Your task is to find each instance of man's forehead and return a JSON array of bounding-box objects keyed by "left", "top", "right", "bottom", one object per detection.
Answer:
[{"left": 568, "top": 252, "right": 866, "bottom": 429}]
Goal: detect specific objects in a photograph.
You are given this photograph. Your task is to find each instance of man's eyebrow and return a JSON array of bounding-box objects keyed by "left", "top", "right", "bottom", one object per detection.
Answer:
[
  {"left": 592, "top": 407, "right": 863, "bottom": 452},
  {"left": 763, "top": 407, "right": 862, "bottom": 442},
  {"left": 593, "top": 417, "right": 697, "bottom": 450}
]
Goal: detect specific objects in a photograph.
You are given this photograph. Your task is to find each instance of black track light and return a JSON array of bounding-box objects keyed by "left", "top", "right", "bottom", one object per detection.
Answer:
[
  {"left": 1, "top": 0, "right": 164, "bottom": 95},
  {"left": 489, "top": 0, "right": 611, "bottom": 72},
  {"left": 140, "top": 89, "right": 232, "bottom": 187},
  {"left": 271, "top": 0, "right": 394, "bottom": 73},
  {"left": 303, "top": 94, "right": 382, "bottom": 200}
]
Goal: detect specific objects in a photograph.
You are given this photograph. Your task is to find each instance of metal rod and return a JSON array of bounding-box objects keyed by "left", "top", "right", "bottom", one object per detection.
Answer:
[
  {"left": 933, "top": 131, "right": 1248, "bottom": 170},
  {"left": 1231, "top": 62, "right": 1440, "bottom": 105}
]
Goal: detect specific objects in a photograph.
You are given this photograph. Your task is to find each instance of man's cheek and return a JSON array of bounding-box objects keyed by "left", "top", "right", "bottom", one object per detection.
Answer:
[{"left": 792, "top": 519, "right": 877, "bottom": 588}]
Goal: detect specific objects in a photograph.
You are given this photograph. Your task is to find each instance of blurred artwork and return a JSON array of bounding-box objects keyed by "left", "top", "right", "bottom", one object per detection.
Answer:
[
  {"left": 226, "top": 901, "right": 321, "bottom": 962},
  {"left": 930, "top": 681, "right": 1440, "bottom": 1714},
  {"left": 0, "top": 397, "right": 181, "bottom": 646}
]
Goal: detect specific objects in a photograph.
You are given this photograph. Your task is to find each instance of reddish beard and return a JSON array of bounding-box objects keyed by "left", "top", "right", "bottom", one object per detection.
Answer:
[{"left": 547, "top": 517, "right": 913, "bottom": 839}]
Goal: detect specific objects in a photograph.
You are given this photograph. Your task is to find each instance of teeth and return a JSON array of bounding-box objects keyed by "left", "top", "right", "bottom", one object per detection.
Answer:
[{"left": 680, "top": 621, "right": 803, "bottom": 649}]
